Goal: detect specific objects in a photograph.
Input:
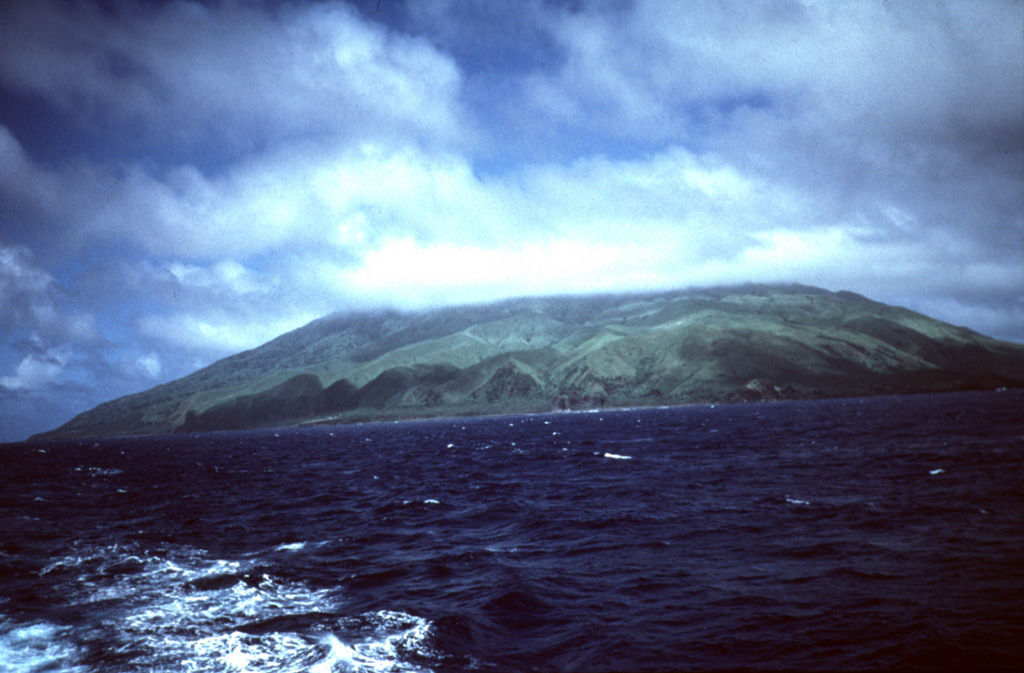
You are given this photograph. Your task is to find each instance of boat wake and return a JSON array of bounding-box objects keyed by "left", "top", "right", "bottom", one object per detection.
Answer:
[{"left": 8, "top": 542, "right": 436, "bottom": 672}]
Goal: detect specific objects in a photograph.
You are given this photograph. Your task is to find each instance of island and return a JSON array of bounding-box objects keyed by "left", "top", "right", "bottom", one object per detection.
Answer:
[{"left": 31, "top": 284, "right": 1024, "bottom": 440}]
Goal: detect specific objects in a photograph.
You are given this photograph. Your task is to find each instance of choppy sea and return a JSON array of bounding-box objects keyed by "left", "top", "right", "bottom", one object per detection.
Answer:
[{"left": 2, "top": 390, "right": 1023, "bottom": 672}]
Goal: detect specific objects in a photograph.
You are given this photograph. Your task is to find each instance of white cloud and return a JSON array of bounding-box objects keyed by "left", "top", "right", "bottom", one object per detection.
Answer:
[
  {"left": 0, "top": 344, "right": 70, "bottom": 391},
  {"left": 524, "top": 0, "right": 1022, "bottom": 143},
  {"left": 0, "top": 126, "right": 61, "bottom": 210},
  {"left": 134, "top": 352, "right": 162, "bottom": 380},
  {"left": 0, "top": 242, "right": 96, "bottom": 342},
  {"left": 167, "top": 260, "right": 263, "bottom": 297},
  {"left": 0, "top": 138, "right": 496, "bottom": 260},
  {"left": 137, "top": 311, "right": 319, "bottom": 356},
  {"left": 75, "top": 126, "right": 1020, "bottom": 355},
  {"left": 0, "top": 0, "right": 468, "bottom": 150},
  {"left": 4, "top": 1, "right": 1015, "bottom": 312},
  {"left": 913, "top": 296, "right": 1024, "bottom": 343},
  {"left": 0, "top": 243, "right": 52, "bottom": 309},
  {"left": 343, "top": 236, "right": 667, "bottom": 306}
]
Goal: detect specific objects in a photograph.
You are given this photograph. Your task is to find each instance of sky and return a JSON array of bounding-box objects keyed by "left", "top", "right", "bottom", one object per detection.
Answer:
[{"left": 0, "top": 0, "right": 1022, "bottom": 441}]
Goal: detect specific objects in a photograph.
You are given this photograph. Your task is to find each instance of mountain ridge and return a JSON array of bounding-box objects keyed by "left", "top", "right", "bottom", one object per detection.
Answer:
[{"left": 31, "top": 284, "right": 1024, "bottom": 440}]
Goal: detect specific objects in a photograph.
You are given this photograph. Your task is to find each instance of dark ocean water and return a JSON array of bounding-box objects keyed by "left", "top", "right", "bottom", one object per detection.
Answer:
[{"left": 2, "top": 390, "right": 1023, "bottom": 672}]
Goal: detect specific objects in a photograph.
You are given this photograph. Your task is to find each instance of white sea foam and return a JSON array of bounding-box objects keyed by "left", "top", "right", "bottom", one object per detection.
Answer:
[
  {"left": 275, "top": 542, "right": 308, "bottom": 552},
  {"left": 603, "top": 453, "right": 632, "bottom": 460},
  {"left": 929, "top": 468, "right": 945, "bottom": 475},
  {"left": 0, "top": 619, "right": 87, "bottom": 673},
  {"left": 181, "top": 630, "right": 323, "bottom": 673},
  {"left": 38, "top": 543, "right": 436, "bottom": 672},
  {"left": 319, "top": 611, "right": 433, "bottom": 673},
  {"left": 785, "top": 497, "right": 811, "bottom": 506}
]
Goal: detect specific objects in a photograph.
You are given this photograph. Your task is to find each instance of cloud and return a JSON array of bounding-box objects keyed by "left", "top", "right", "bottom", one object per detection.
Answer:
[
  {"left": 0, "top": 343, "right": 71, "bottom": 391},
  {"left": 0, "top": 242, "right": 95, "bottom": 343},
  {"left": 0, "top": 0, "right": 468, "bottom": 151},
  {"left": 4, "top": 1, "right": 1017, "bottom": 297},
  {"left": 137, "top": 311, "right": 319, "bottom": 356},
  {"left": 343, "top": 237, "right": 666, "bottom": 306},
  {"left": 9, "top": 123, "right": 1017, "bottom": 359},
  {"left": 515, "top": 0, "right": 1022, "bottom": 143},
  {"left": 0, "top": 243, "right": 57, "bottom": 325},
  {"left": 133, "top": 352, "right": 162, "bottom": 381},
  {"left": 5, "top": 133, "right": 515, "bottom": 261},
  {"left": 914, "top": 293, "right": 1024, "bottom": 344}
]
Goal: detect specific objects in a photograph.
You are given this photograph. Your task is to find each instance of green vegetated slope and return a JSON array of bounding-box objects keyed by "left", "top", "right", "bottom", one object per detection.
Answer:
[{"left": 33, "top": 284, "right": 1024, "bottom": 440}]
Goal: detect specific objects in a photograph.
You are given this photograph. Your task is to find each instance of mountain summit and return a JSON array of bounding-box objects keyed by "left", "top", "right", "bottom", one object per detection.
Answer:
[{"left": 32, "top": 284, "right": 1024, "bottom": 440}]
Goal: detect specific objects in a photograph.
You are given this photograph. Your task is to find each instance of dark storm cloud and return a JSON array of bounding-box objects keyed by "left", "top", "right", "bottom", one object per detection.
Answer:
[{"left": 0, "top": 0, "right": 469, "bottom": 153}]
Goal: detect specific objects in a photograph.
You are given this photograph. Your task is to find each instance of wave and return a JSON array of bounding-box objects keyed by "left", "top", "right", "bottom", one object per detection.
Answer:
[
  {"left": 0, "top": 619, "right": 88, "bottom": 673},
  {"left": 30, "top": 542, "right": 437, "bottom": 672},
  {"left": 4, "top": 389, "right": 1023, "bottom": 672}
]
